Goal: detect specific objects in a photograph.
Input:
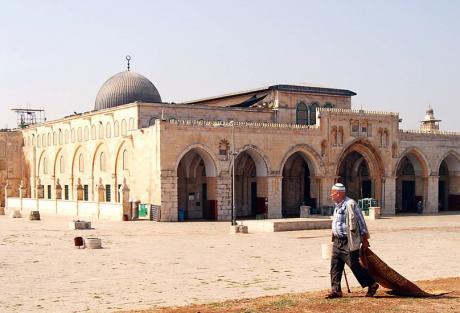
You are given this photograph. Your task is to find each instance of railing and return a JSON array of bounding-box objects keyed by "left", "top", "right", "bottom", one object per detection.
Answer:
[
  {"left": 319, "top": 107, "right": 399, "bottom": 117},
  {"left": 399, "top": 129, "right": 460, "bottom": 136},
  {"left": 167, "top": 119, "right": 319, "bottom": 130}
]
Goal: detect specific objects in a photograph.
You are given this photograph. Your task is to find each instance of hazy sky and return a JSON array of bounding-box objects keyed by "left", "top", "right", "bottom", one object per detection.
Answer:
[{"left": 1, "top": 0, "right": 459, "bottom": 130}]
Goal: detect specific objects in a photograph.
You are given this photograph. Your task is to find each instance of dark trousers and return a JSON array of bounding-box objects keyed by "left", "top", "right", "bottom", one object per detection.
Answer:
[{"left": 330, "top": 237, "right": 375, "bottom": 292}]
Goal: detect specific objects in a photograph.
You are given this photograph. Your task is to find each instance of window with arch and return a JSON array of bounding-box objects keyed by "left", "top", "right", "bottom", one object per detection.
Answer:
[
  {"left": 296, "top": 102, "right": 309, "bottom": 124},
  {"left": 71, "top": 129, "right": 75, "bottom": 143},
  {"left": 114, "top": 121, "right": 120, "bottom": 137},
  {"left": 91, "top": 125, "right": 96, "bottom": 140},
  {"left": 106, "top": 122, "right": 111, "bottom": 138},
  {"left": 53, "top": 132, "right": 57, "bottom": 145},
  {"left": 78, "top": 153, "right": 84, "bottom": 172},
  {"left": 122, "top": 149, "right": 129, "bottom": 170},
  {"left": 331, "top": 126, "right": 338, "bottom": 146},
  {"left": 121, "top": 119, "right": 127, "bottom": 136},
  {"left": 84, "top": 126, "right": 89, "bottom": 141},
  {"left": 59, "top": 156, "right": 65, "bottom": 173},
  {"left": 48, "top": 133, "right": 51, "bottom": 146},
  {"left": 129, "top": 118, "right": 135, "bottom": 130},
  {"left": 77, "top": 127, "right": 82, "bottom": 142},
  {"left": 37, "top": 136, "right": 41, "bottom": 148},
  {"left": 98, "top": 123, "right": 104, "bottom": 139},
  {"left": 32, "top": 135, "right": 36, "bottom": 146},
  {"left": 100, "top": 152, "right": 106, "bottom": 171},
  {"left": 148, "top": 117, "right": 157, "bottom": 126},
  {"left": 324, "top": 102, "right": 334, "bottom": 109},
  {"left": 64, "top": 130, "right": 69, "bottom": 144},
  {"left": 43, "top": 157, "right": 48, "bottom": 174},
  {"left": 59, "top": 130, "right": 63, "bottom": 145},
  {"left": 42, "top": 134, "right": 46, "bottom": 147},
  {"left": 308, "top": 102, "right": 319, "bottom": 125}
]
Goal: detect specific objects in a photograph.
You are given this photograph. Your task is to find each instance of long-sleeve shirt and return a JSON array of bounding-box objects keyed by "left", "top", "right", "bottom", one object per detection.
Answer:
[{"left": 332, "top": 197, "right": 368, "bottom": 238}]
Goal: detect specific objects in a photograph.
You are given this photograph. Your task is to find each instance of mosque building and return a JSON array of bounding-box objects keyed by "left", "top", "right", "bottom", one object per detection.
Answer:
[{"left": 2, "top": 59, "right": 460, "bottom": 221}]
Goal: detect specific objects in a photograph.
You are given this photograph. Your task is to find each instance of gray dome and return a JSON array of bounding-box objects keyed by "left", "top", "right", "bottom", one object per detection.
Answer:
[{"left": 94, "top": 70, "right": 161, "bottom": 110}]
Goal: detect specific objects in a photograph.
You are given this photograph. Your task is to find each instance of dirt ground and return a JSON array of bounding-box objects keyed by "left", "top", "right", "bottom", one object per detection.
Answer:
[
  {"left": 120, "top": 277, "right": 460, "bottom": 313},
  {"left": 0, "top": 213, "right": 459, "bottom": 312}
]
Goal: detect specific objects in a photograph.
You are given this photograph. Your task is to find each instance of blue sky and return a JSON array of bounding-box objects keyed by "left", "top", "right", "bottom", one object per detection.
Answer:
[{"left": 1, "top": 0, "right": 459, "bottom": 130}]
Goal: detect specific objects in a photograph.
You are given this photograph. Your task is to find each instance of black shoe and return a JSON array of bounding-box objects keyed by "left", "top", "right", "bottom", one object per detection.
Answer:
[
  {"left": 325, "top": 291, "right": 343, "bottom": 299},
  {"left": 366, "top": 283, "right": 379, "bottom": 297}
]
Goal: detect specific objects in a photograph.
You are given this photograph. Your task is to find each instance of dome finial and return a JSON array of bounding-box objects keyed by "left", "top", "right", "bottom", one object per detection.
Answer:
[{"left": 126, "top": 55, "right": 131, "bottom": 71}]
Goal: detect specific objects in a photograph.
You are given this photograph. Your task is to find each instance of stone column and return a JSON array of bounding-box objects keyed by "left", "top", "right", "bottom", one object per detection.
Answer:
[
  {"left": 267, "top": 175, "right": 282, "bottom": 219},
  {"left": 89, "top": 176, "right": 95, "bottom": 201},
  {"left": 425, "top": 175, "right": 439, "bottom": 214},
  {"left": 216, "top": 172, "right": 232, "bottom": 221},
  {"left": 382, "top": 176, "right": 396, "bottom": 215},
  {"left": 19, "top": 181, "right": 26, "bottom": 213},
  {"left": 4, "top": 182, "right": 12, "bottom": 212},
  {"left": 111, "top": 173, "right": 117, "bottom": 203},
  {"left": 160, "top": 170, "right": 178, "bottom": 221},
  {"left": 319, "top": 176, "right": 336, "bottom": 207}
]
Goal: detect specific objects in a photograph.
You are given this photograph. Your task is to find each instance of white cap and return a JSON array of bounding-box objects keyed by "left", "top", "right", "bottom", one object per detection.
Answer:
[{"left": 331, "top": 183, "right": 346, "bottom": 191}]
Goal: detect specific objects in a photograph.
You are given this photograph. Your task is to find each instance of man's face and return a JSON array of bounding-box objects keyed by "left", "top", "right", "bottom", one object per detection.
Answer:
[{"left": 330, "top": 189, "right": 345, "bottom": 203}]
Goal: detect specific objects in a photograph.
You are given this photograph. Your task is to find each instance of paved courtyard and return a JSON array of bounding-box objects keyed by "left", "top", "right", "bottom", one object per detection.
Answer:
[{"left": 0, "top": 213, "right": 459, "bottom": 313}]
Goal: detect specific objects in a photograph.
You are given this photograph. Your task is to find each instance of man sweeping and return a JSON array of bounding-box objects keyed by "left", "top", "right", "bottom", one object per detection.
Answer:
[{"left": 326, "top": 183, "right": 379, "bottom": 299}]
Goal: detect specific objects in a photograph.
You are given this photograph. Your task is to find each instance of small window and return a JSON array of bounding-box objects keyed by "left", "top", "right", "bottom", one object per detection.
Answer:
[
  {"left": 83, "top": 185, "right": 89, "bottom": 201},
  {"left": 296, "top": 102, "right": 308, "bottom": 125},
  {"left": 105, "top": 184, "right": 111, "bottom": 202},
  {"left": 91, "top": 125, "right": 96, "bottom": 140},
  {"left": 47, "top": 185, "right": 52, "bottom": 199},
  {"left": 98, "top": 123, "right": 104, "bottom": 139},
  {"left": 114, "top": 121, "right": 119, "bottom": 136},
  {"left": 79, "top": 154, "right": 84, "bottom": 172},
  {"left": 106, "top": 122, "right": 111, "bottom": 138},
  {"left": 121, "top": 119, "right": 127, "bottom": 136},
  {"left": 64, "top": 185, "right": 69, "bottom": 200},
  {"left": 100, "top": 152, "right": 106, "bottom": 171},
  {"left": 122, "top": 149, "right": 129, "bottom": 170},
  {"left": 60, "top": 156, "right": 65, "bottom": 173},
  {"left": 84, "top": 126, "right": 89, "bottom": 141}
]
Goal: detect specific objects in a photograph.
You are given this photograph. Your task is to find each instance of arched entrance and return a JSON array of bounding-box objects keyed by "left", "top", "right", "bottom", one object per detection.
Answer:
[
  {"left": 395, "top": 151, "right": 428, "bottom": 213},
  {"left": 177, "top": 148, "right": 218, "bottom": 220},
  {"left": 336, "top": 140, "right": 384, "bottom": 206},
  {"left": 438, "top": 153, "right": 460, "bottom": 211},
  {"left": 234, "top": 149, "right": 268, "bottom": 218},
  {"left": 281, "top": 152, "right": 316, "bottom": 217},
  {"left": 338, "top": 151, "right": 372, "bottom": 200}
]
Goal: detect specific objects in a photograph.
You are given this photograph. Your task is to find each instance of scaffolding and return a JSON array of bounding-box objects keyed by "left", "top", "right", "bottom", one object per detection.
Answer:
[{"left": 11, "top": 108, "right": 46, "bottom": 128}]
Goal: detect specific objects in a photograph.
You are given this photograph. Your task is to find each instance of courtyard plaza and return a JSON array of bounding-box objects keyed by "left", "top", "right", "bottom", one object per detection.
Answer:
[{"left": 0, "top": 213, "right": 459, "bottom": 313}]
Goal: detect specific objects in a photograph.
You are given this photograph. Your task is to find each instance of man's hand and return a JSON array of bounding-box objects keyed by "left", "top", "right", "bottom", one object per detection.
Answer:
[{"left": 362, "top": 234, "right": 370, "bottom": 248}]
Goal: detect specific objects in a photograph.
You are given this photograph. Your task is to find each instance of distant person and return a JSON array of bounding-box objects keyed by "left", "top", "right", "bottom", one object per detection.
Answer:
[
  {"left": 325, "top": 183, "right": 379, "bottom": 299},
  {"left": 417, "top": 201, "right": 423, "bottom": 214}
]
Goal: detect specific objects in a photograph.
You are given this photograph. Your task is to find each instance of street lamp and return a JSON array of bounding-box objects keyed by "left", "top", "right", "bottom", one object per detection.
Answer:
[{"left": 229, "top": 121, "right": 238, "bottom": 226}]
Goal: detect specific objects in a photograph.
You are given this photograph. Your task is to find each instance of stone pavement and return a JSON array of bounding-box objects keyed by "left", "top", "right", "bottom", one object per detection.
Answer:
[{"left": 0, "top": 213, "right": 459, "bottom": 313}]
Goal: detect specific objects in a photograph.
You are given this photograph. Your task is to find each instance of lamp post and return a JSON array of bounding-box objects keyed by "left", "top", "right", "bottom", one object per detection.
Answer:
[{"left": 230, "top": 121, "right": 238, "bottom": 226}]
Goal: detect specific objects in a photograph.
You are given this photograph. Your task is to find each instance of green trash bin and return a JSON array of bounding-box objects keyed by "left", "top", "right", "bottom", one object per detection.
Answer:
[{"left": 138, "top": 204, "right": 148, "bottom": 218}]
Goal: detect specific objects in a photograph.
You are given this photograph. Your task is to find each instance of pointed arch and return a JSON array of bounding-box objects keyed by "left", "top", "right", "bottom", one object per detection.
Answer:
[
  {"left": 280, "top": 144, "right": 324, "bottom": 176},
  {"left": 393, "top": 147, "right": 430, "bottom": 177},
  {"left": 236, "top": 145, "right": 270, "bottom": 177},
  {"left": 175, "top": 144, "right": 219, "bottom": 177}
]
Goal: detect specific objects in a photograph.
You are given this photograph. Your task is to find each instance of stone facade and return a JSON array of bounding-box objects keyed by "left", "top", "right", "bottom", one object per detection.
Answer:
[{"left": 3, "top": 71, "right": 460, "bottom": 221}]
